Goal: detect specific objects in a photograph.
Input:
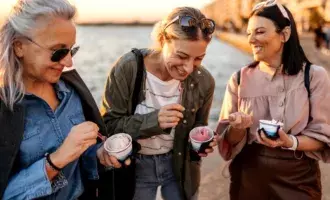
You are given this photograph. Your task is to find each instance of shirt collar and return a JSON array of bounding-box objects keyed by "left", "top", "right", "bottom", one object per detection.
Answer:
[
  {"left": 258, "top": 62, "right": 283, "bottom": 81},
  {"left": 55, "top": 79, "right": 70, "bottom": 93}
]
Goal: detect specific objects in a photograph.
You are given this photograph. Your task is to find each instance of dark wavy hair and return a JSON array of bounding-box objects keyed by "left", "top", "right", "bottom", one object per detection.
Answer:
[{"left": 247, "top": 4, "right": 311, "bottom": 75}]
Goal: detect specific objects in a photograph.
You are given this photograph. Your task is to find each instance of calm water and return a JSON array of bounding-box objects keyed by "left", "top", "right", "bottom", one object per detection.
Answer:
[{"left": 74, "top": 25, "right": 252, "bottom": 129}]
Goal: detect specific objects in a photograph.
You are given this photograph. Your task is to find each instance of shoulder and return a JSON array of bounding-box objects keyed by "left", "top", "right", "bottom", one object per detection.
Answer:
[
  {"left": 110, "top": 51, "right": 138, "bottom": 77},
  {"left": 309, "top": 64, "right": 330, "bottom": 88},
  {"left": 195, "top": 66, "right": 215, "bottom": 89}
]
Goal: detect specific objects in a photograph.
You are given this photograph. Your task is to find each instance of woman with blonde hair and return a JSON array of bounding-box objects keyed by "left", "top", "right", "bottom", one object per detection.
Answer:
[{"left": 100, "top": 6, "right": 217, "bottom": 200}]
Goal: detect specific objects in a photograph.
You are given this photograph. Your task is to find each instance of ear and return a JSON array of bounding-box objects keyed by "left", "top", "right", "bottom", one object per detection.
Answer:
[
  {"left": 281, "top": 26, "right": 291, "bottom": 43},
  {"left": 13, "top": 40, "right": 24, "bottom": 58}
]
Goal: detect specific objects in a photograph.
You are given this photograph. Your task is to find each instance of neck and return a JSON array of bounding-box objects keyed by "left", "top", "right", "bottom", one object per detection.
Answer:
[
  {"left": 260, "top": 53, "right": 283, "bottom": 70},
  {"left": 23, "top": 76, "right": 49, "bottom": 96},
  {"left": 147, "top": 52, "right": 173, "bottom": 81}
]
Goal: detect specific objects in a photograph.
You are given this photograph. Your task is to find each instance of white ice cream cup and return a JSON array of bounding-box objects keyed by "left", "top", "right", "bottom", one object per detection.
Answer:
[
  {"left": 259, "top": 120, "right": 283, "bottom": 138},
  {"left": 104, "top": 133, "right": 132, "bottom": 161},
  {"left": 189, "top": 126, "right": 214, "bottom": 153}
]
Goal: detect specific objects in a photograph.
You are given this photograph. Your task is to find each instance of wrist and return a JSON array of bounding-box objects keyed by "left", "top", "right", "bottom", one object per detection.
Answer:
[
  {"left": 49, "top": 151, "right": 67, "bottom": 169},
  {"left": 282, "top": 135, "right": 298, "bottom": 151}
]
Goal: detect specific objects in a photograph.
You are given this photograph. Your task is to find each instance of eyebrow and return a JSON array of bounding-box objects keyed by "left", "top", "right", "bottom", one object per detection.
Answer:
[
  {"left": 247, "top": 26, "right": 266, "bottom": 32},
  {"left": 177, "top": 51, "right": 206, "bottom": 58}
]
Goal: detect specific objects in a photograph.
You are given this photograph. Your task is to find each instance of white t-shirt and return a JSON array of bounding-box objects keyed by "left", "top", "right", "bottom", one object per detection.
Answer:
[{"left": 135, "top": 71, "right": 181, "bottom": 155}]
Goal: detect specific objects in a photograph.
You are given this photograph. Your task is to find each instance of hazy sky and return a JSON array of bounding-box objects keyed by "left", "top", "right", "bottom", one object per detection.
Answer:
[{"left": 0, "top": 0, "right": 212, "bottom": 23}]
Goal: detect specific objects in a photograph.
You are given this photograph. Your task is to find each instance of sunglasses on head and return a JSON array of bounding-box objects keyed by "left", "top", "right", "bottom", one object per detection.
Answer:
[
  {"left": 163, "top": 15, "right": 216, "bottom": 35},
  {"left": 25, "top": 37, "right": 79, "bottom": 62},
  {"left": 253, "top": 0, "right": 290, "bottom": 23}
]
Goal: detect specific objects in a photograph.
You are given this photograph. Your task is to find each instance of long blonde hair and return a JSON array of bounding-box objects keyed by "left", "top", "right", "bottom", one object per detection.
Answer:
[{"left": 0, "top": 0, "right": 76, "bottom": 110}]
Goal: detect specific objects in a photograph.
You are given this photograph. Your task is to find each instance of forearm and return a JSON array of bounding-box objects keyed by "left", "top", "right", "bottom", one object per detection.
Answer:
[
  {"left": 296, "top": 135, "right": 326, "bottom": 151},
  {"left": 225, "top": 126, "right": 247, "bottom": 145}
]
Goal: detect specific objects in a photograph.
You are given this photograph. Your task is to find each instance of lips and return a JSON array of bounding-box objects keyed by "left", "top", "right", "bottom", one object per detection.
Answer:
[
  {"left": 252, "top": 46, "right": 263, "bottom": 54},
  {"left": 176, "top": 67, "right": 187, "bottom": 76}
]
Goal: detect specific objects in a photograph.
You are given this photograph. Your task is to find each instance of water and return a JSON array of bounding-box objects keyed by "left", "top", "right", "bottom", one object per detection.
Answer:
[{"left": 74, "top": 25, "right": 252, "bottom": 129}]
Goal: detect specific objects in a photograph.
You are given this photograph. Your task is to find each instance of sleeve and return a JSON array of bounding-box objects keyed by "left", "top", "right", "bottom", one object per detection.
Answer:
[
  {"left": 216, "top": 71, "right": 247, "bottom": 161},
  {"left": 301, "top": 66, "right": 330, "bottom": 162},
  {"left": 3, "top": 158, "right": 67, "bottom": 200},
  {"left": 193, "top": 71, "right": 215, "bottom": 127},
  {"left": 100, "top": 54, "right": 168, "bottom": 140}
]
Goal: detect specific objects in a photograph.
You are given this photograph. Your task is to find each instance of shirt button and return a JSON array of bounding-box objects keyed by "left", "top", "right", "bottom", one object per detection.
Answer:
[
  {"left": 178, "top": 152, "right": 182, "bottom": 156},
  {"left": 279, "top": 101, "right": 284, "bottom": 107},
  {"left": 183, "top": 120, "right": 187, "bottom": 124},
  {"left": 191, "top": 108, "right": 196, "bottom": 112},
  {"left": 197, "top": 71, "right": 201, "bottom": 75},
  {"left": 190, "top": 84, "right": 194, "bottom": 88},
  {"left": 279, "top": 87, "right": 285, "bottom": 92}
]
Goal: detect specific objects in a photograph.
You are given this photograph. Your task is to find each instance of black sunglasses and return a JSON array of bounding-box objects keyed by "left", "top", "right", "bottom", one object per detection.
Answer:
[
  {"left": 163, "top": 15, "right": 216, "bottom": 35},
  {"left": 26, "top": 37, "right": 79, "bottom": 62}
]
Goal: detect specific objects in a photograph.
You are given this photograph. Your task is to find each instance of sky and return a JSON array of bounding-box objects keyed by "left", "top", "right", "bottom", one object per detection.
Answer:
[{"left": 0, "top": 0, "right": 213, "bottom": 23}]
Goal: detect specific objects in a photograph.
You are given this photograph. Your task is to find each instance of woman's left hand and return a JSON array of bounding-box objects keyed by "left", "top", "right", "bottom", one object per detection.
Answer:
[
  {"left": 257, "top": 129, "right": 294, "bottom": 148},
  {"left": 97, "top": 145, "right": 131, "bottom": 168},
  {"left": 198, "top": 135, "right": 218, "bottom": 157}
]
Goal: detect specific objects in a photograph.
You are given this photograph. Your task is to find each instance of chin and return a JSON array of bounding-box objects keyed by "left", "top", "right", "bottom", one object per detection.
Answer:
[{"left": 253, "top": 54, "right": 264, "bottom": 62}]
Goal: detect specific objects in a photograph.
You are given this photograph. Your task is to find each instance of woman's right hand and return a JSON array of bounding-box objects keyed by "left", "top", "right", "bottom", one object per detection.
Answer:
[
  {"left": 158, "top": 103, "right": 185, "bottom": 129},
  {"left": 228, "top": 112, "right": 253, "bottom": 130},
  {"left": 50, "top": 121, "right": 99, "bottom": 168}
]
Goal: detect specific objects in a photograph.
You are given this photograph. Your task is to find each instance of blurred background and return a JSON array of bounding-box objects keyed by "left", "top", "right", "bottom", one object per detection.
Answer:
[{"left": 0, "top": 0, "right": 329, "bottom": 199}]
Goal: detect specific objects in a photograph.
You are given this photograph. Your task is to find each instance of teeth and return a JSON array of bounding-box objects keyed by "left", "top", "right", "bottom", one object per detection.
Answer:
[
  {"left": 254, "top": 46, "right": 262, "bottom": 52},
  {"left": 177, "top": 68, "right": 185, "bottom": 75}
]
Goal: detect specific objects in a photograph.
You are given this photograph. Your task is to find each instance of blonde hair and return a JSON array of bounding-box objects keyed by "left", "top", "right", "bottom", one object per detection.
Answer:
[
  {"left": 0, "top": 0, "right": 76, "bottom": 110},
  {"left": 151, "top": 7, "right": 212, "bottom": 50}
]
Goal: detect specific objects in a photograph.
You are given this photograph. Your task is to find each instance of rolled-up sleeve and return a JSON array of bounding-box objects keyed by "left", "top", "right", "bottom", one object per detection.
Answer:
[
  {"left": 3, "top": 158, "right": 67, "bottom": 200},
  {"left": 217, "top": 72, "right": 247, "bottom": 161},
  {"left": 302, "top": 66, "right": 330, "bottom": 162}
]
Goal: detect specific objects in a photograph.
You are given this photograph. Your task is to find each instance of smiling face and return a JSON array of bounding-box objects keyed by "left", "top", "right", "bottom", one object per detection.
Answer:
[
  {"left": 16, "top": 17, "right": 76, "bottom": 84},
  {"left": 161, "top": 38, "right": 208, "bottom": 81},
  {"left": 247, "top": 16, "right": 285, "bottom": 64}
]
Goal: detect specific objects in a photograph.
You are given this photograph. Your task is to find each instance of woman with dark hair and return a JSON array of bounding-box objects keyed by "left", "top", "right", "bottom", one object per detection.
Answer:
[{"left": 217, "top": 0, "right": 330, "bottom": 199}]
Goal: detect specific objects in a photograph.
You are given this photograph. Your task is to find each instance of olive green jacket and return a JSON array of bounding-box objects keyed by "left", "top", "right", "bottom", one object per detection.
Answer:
[{"left": 100, "top": 49, "right": 215, "bottom": 199}]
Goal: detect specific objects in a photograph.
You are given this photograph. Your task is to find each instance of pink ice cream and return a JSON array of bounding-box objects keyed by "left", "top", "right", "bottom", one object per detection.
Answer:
[{"left": 190, "top": 128, "right": 212, "bottom": 142}]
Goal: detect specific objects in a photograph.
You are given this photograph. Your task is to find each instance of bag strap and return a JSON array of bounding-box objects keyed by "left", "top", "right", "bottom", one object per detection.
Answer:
[
  {"left": 131, "top": 48, "right": 144, "bottom": 114},
  {"left": 236, "top": 69, "right": 241, "bottom": 86},
  {"left": 304, "top": 62, "right": 313, "bottom": 123}
]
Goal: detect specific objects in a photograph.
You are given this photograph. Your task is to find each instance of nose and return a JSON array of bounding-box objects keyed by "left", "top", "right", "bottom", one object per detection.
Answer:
[
  {"left": 59, "top": 53, "right": 73, "bottom": 68},
  {"left": 248, "top": 32, "right": 256, "bottom": 44}
]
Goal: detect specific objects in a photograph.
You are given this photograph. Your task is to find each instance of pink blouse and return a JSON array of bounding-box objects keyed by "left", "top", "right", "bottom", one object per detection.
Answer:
[{"left": 217, "top": 64, "right": 330, "bottom": 162}]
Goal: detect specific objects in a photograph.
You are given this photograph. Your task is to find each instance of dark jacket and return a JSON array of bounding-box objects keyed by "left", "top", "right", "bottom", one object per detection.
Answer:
[
  {"left": 100, "top": 49, "right": 215, "bottom": 199},
  {"left": 0, "top": 69, "right": 107, "bottom": 199}
]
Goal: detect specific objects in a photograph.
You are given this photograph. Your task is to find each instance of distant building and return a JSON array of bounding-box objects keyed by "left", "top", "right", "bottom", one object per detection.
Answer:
[{"left": 203, "top": 0, "right": 330, "bottom": 33}]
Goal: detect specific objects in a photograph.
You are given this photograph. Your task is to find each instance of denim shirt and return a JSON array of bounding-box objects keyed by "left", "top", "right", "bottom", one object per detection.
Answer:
[{"left": 3, "top": 80, "right": 100, "bottom": 200}]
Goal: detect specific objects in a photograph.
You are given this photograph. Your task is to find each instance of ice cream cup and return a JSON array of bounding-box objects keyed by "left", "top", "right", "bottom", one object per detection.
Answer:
[
  {"left": 104, "top": 133, "right": 132, "bottom": 162},
  {"left": 259, "top": 120, "right": 283, "bottom": 139},
  {"left": 189, "top": 126, "right": 214, "bottom": 153}
]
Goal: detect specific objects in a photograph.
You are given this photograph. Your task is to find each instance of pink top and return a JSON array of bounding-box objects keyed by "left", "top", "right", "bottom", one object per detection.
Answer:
[{"left": 217, "top": 64, "right": 330, "bottom": 162}]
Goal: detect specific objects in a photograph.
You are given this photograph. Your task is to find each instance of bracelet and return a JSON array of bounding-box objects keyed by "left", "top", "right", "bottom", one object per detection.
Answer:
[
  {"left": 282, "top": 135, "right": 298, "bottom": 151},
  {"left": 45, "top": 153, "right": 62, "bottom": 171}
]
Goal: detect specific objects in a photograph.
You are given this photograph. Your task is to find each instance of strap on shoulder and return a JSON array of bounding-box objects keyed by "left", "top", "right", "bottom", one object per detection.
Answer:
[
  {"left": 236, "top": 69, "right": 241, "bottom": 86},
  {"left": 304, "top": 62, "right": 313, "bottom": 123},
  {"left": 131, "top": 48, "right": 144, "bottom": 114}
]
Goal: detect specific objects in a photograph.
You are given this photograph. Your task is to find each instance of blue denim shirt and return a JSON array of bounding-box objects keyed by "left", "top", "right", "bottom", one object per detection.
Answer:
[{"left": 3, "top": 80, "right": 100, "bottom": 200}]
